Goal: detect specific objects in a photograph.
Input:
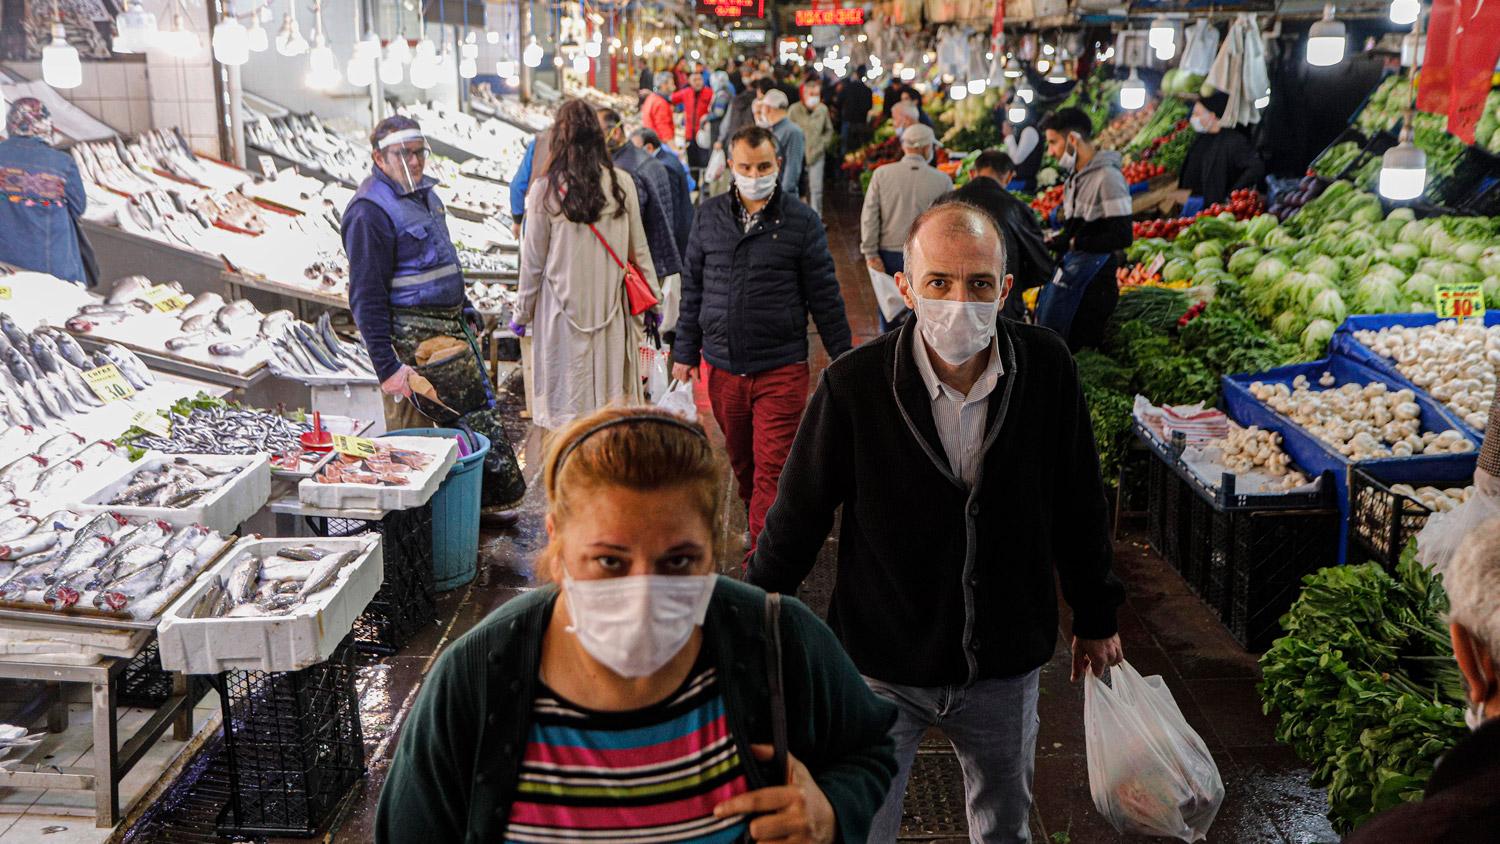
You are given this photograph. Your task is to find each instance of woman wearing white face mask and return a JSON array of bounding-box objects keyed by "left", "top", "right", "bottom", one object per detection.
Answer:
[{"left": 376, "top": 406, "right": 897, "bottom": 844}]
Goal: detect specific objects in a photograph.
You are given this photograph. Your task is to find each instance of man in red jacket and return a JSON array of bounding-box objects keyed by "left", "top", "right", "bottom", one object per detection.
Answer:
[
  {"left": 671, "top": 71, "right": 712, "bottom": 156},
  {"left": 641, "top": 72, "right": 677, "bottom": 152}
]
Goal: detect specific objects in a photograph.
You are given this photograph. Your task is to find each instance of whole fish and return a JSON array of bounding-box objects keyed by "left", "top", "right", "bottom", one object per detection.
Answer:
[
  {"left": 51, "top": 535, "right": 117, "bottom": 582},
  {"left": 164, "top": 333, "right": 212, "bottom": 352},
  {"left": 96, "top": 344, "right": 154, "bottom": 390},
  {"left": 32, "top": 374, "right": 67, "bottom": 419},
  {"left": 0, "top": 530, "right": 63, "bottom": 561},
  {"left": 214, "top": 300, "right": 260, "bottom": 335},
  {"left": 17, "top": 382, "right": 51, "bottom": 425},
  {"left": 44, "top": 372, "right": 82, "bottom": 415},
  {"left": 35, "top": 510, "right": 87, "bottom": 533},
  {"left": 94, "top": 561, "right": 166, "bottom": 612},
  {"left": 101, "top": 543, "right": 165, "bottom": 584},
  {"left": 178, "top": 313, "right": 214, "bottom": 333},
  {"left": 0, "top": 454, "right": 49, "bottom": 491},
  {"left": 72, "top": 440, "right": 119, "bottom": 470},
  {"left": 1, "top": 555, "right": 68, "bottom": 597},
  {"left": 293, "top": 322, "right": 340, "bottom": 371},
  {"left": 258, "top": 310, "right": 294, "bottom": 338},
  {"left": 26, "top": 334, "right": 62, "bottom": 376},
  {"left": 161, "top": 546, "right": 200, "bottom": 585},
  {"left": 3, "top": 347, "right": 36, "bottom": 385},
  {"left": 105, "top": 276, "right": 153, "bottom": 304},
  {"left": 58, "top": 364, "right": 102, "bottom": 407},
  {"left": 224, "top": 555, "right": 261, "bottom": 605},
  {"left": 163, "top": 524, "right": 211, "bottom": 556},
  {"left": 35, "top": 433, "right": 85, "bottom": 462},
  {"left": 33, "top": 459, "right": 84, "bottom": 496},
  {"left": 0, "top": 386, "right": 35, "bottom": 428},
  {"left": 276, "top": 545, "right": 330, "bottom": 562},
  {"left": 189, "top": 577, "right": 227, "bottom": 618},
  {"left": 43, "top": 330, "right": 91, "bottom": 370},
  {"left": 104, "top": 519, "right": 172, "bottom": 563},
  {"left": 298, "top": 549, "right": 358, "bottom": 598},
  {"left": 208, "top": 338, "right": 258, "bottom": 357},
  {"left": 259, "top": 557, "right": 314, "bottom": 582},
  {"left": 78, "top": 301, "right": 151, "bottom": 317},
  {"left": 71, "top": 512, "right": 129, "bottom": 544},
  {"left": 0, "top": 314, "right": 26, "bottom": 350},
  {"left": 179, "top": 292, "right": 224, "bottom": 320},
  {"left": 0, "top": 516, "right": 40, "bottom": 543}
]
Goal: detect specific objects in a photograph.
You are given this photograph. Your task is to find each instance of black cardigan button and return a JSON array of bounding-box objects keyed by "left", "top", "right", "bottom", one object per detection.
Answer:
[{"left": 475, "top": 772, "right": 489, "bottom": 784}]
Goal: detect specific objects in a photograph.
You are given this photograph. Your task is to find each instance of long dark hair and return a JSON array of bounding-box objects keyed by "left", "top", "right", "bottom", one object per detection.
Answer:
[{"left": 543, "top": 99, "right": 627, "bottom": 223}]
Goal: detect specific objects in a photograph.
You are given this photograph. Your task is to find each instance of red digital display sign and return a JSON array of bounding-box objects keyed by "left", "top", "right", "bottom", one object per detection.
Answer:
[
  {"left": 794, "top": 7, "right": 864, "bottom": 26},
  {"left": 697, "top": 0, "right": 764, "bottom": 18}
]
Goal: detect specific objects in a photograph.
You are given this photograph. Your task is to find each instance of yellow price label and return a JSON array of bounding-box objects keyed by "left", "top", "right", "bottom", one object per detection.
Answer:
[
  {"left": 140, "top": 284, "right": 190, "bottom": 313},
  {"left": 1435, "top": 282, "right": 1486, "bottom": 320},
  {"left": 83, "top": 364, "right": 137, "bottom": 403},
  {"left": 129, "top": 410, "right": 170, "bottom": 436},
  {"left": 332, "top": 434, "right": 377, "bottom": 458},
  {"left": 0, "top": 285, "right": 11, "bottom": 300}
]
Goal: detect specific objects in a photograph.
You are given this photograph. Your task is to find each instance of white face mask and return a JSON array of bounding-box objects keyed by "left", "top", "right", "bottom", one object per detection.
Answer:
[
  {"left": 805, "top": 96, "right": 820, "bottom": 107},
  {"left": 754, "top": 115, "right": 772, "bottom": 128},
  {"left": 563, "top": 572, "right": 718, "bottom": 678},
  {"left": 895, "top": 125, "right": 906, "bottom": 140},
  {"left": 1466, "top": 701, "right": 1487, "bottom": 731},
  {"left": 1190, "top": 114, "right": 1211, "bottom": 134},
  {"left": 734, "top": 170, "right": 778, "bottom": 201},
  {"left": 913, "top": 293, "right": 999, "bottom": 365}
]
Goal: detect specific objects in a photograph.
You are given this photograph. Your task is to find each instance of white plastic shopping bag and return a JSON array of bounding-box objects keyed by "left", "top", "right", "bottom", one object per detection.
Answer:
[
  {"left": 705, "top": 147, "right": 727, "bottom": 183},
  {"left": 640, "top": 342, "right": 668, "bottom": 402},
  {"left": 655, "top": 380, "right": 698, "bottom": 422},
  {"left": 1085, "top": 661, "right": 1223, "bottom": 842},
  {"left": 867, "top": 266, "right": 907, "bottom": 323}
]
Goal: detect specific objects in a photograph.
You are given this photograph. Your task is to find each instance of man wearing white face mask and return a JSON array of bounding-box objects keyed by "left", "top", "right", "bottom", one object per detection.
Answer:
[
  {"left": 751, "top": 201, "right": 1125, "bottom": 844},
  {"left": 788, "top": 78, "right": 835, "bottom": 216},
  {"left": 860, "top": 122, "right": 953, "bottom": 331},
  {"left": 671, "top": 125, "right": 852, "bottom": 552}
]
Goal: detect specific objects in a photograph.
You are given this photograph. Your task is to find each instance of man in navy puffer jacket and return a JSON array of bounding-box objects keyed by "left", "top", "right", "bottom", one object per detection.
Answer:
[{"left": 671, "top": 125, "right": 852, "bottom": 551}]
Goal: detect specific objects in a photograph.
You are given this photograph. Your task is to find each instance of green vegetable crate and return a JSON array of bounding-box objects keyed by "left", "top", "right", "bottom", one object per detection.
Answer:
[{"left": 1135, "top": 422, "right": 1343, "bottom": 650}]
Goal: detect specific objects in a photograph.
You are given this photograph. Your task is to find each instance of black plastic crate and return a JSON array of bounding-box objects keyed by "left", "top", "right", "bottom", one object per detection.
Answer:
[
  {"left": 1184, "top": 493, "right": 1215, "bottom": 599},
  {"left": 215, "top": 636, "right": 365, "bottom": 838},
  {"left": 118, "top": 637, "right": 211, "bottom": 709},
  {"left": 306, "top": 504, "right": 436, "bottom": 655},
  {"left": 1146, "top": 452, "right": 1170, "bottom": 562},
  {"left": 1223, "top": 508, "right": 1342, "bottom": 651},
  {"left": 1347, "top": 468, "right": 1457, "bottom": 569}
]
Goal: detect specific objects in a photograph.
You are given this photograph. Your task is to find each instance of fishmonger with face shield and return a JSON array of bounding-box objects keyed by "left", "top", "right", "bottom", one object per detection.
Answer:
[
  {"left": 751, "top": 201, "right": 1125, "bottom": 843},
  {"left": 375, "top": 406, "right": 898, "bottom": 843},
  {"left": 342, "top": 116, "right": 526, "bottom": 514}
]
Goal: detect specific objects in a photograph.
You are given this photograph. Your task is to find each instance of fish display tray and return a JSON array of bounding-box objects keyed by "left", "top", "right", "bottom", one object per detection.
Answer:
[
  {"left": 74, "top": 452, "right": 272, "bottom": 535},
  {"left": 295, "top": 436, "right": 457, "bottom": 512},
  {"left": 157, "top": 535, "right": 384, "bottom": 674}
]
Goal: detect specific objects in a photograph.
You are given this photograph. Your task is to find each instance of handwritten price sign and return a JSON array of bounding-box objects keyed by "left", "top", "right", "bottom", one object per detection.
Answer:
[
  {"left": 83, "top": 364, "right": 136, "bottom": 402},
  {"left": 0, "top": 285, "right": 11, "bottom": 300},
  {"left": 332, "top": 434, "right": 377, "bottom": 458},
  {"left": 129, "top": 410, "right": 171, "bottom": 436},
  {"left": 140, "top": 284, "right": 190, "bottom": 313},
  {"left": 1435, "top": 282, "right": 1486, "bottom": 320}
]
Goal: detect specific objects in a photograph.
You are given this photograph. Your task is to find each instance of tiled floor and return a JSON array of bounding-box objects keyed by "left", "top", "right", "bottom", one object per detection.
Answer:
[{"left": 122, "top": 183, "right": 1339, "bottom": 842}]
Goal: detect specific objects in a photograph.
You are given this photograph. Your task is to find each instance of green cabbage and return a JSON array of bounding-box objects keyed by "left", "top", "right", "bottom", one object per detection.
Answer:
[
  {"left": 1302, "top": 319, "right": 1337, "bottom": 353},
  {"left": 1274, "top": 310, "right": 1309, "bottom": 340},
  {"left": 1253, "top": 256, "right": 1290, "bottom": 285},
  {"left": 1310, "top": 288, "right": 1348, "bottom": 324},
  {"left": 1386, "top": 207, "right": 1417, "bottom": 223},
  {"left": 1354, "top": 275, "right": 1404, "bottom": 314},
  {"left": 1193, "top": 240, "right": 1225, "bottom": 260},
  {"left": 1228, "top": 248, "right": 1263, "bottom": 276},
  {"left": 1403, "top": 271, "right": 1439, "bottom": 302},
  {"left": 1195, "top": 256, "right": 1225, "bottom": 273},
  {"left": 1163, "top": 258, "right": 1195, "bottom": 284}
]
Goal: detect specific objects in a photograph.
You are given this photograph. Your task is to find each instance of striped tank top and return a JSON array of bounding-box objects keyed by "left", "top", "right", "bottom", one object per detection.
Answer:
[{"left": 503, "top": 655, "right": 751, "bottom": 843}]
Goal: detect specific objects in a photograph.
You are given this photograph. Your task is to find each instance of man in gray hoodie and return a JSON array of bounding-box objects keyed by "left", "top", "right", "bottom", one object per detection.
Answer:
[{"left": 1035, "top": 107, "right": 1133, "bottom": 350}]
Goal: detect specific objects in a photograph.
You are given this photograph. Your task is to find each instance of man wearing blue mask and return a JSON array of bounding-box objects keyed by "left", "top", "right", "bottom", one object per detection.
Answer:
[
  {"left": 670, "top": 125, "right": 851, "bottom": 553},
  {"left": 751, "top": 200, "right": 1124, "bottom": 844}
]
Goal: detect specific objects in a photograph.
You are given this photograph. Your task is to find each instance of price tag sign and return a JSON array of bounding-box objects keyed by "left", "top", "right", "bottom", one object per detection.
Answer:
[
  {"left": 139, "top": 284, "right": 190, "bottom": 313},
  {"left": 0, "top": 285, "right": 11, "bottom": 300},
  {"left": 1435, "top": 282, "right": 1486, "bottom": 320},
  {"left": 332, "top": 434, "right": 377, "bottom": 458},
  {"left": 129, "top": 410, "right": 170, "bottom": 436},
  {"left": 1145, "top": 253, "right": 1167, "bottom": 279},
  {"left": 258, "top": 155, "right": 276, "bottom": 177},
  {"left": 83, "top": 364, "right": 136, "bottom": 402}
]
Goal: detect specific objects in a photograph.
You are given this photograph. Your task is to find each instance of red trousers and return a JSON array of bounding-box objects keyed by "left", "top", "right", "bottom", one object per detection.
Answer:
[{"left": 704, "top": 361, "right": 810, "bottom": 547}]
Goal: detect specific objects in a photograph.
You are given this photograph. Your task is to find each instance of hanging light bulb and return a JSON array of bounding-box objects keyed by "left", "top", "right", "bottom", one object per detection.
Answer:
[
  {"left": 949, "top": 83, "right": 967, "bottom": 101},
  {"left": 1153, "top": 39, "right": 1177, "bottom": 61},
  {"left": 900, "top": 66, "right": 917, "bottom": 82},
  {"left": 380, "top": 54, "right": 404, "bottom": 84},
  {"left": 460, "top": 55, "right": 477, "bottom": 78},
  {"left": 1400, "top": 32, "right": 1426, "bottom": 67},
  {"left": 1148, "top": 17, "right": 1174, "bottom": 51},
  {"left": 349, "top": 28, "right": 379, "bottom": 86},
  {"left": 523, "top": 35, "right": 543, "bottom": 67},
  {"left": 486, "top": 30, "right": 499, "bottom": 44},
  {"left": 246, "top": 9, "right": 268, "bottom": 52},
  {"left": 111, "top": 0, "right": 158, "bottom": 54},
  {"left": 497, "top": 59, "right": 518, "bottom": 78},
  {"left": 585, "top": 39, "right": 601, "bottom": 58},
  {"left": 409, "top": 44, "right": 439, "bottom": 89},
  {"left": 275, "top": 7, "right": 307, "bottom": 56},
  {"left": 1120, "top": 67, "right": 1146, "bottom": 110},
  {"left": 1037, "top": 59, "right": 1050, "bottom": 73},
  {"left": 386, "top": 33, "right": 411, "bottom": 65},
  {"left": 42, "top": 24, "right": 82, "bottom": 89},
  {"left": 1016, "top": 80, "right": 1035, "bottom": 103},
  {"left": 461, "top": 41, "right": 478, "bottom": 59},
  {"left": 1306, "top": 4, "right": 1346, "bottom": 67},
  {"left": 212, "top": 14, "right": 250, "bottom": 66},
  {"left": 307, "top": 43, "right": 340, "bottom": 88},
  {"left": 158, "top": 8, "right": 202, "bottom": 57},
  {"left": 1008, "top": 100, "right": 1027, "bottom": 123},
  {"left": 1255, "top": 87, "right": 1271, "bottom": 109},
  {"left": 1046, "top": 65, "right": 1069, "bottom": 84},
  {"left": 1379, "top": 137, "right": 1426, "bottom": 200},
  {"left": 571, "top": 53, "right": 588, "bottom": 73},
  {"left": 1003, "top": 56, "right": 1022, "bottom": 78},
  {"left": 967, "top": 78, "right": 985, "bottom": 95},
  {"left": 1390, "top": 0, "right": 1420, "bottom": 26}
]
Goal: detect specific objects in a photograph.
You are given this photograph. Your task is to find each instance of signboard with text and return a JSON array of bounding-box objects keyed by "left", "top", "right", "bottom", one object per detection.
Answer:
[
  {"left": 794, "top": 7, "right": 864, "bottom": 26},
  {"left": 696, "top": 0, "right": 763, "bottom": 18}
]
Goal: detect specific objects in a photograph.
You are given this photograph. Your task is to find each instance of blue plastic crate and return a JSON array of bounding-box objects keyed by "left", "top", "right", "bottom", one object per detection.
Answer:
[
  {"left": 1222, "top": 355, "right": 1480, "bottom": 562},
  {"left": 1329, "top": 312, "right": 1499, "bottom": 441}
]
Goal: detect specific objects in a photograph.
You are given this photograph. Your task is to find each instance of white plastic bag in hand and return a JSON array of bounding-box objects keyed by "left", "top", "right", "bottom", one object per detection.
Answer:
[
  {"left": 705, "top": 147, "right": 727, "bottom": 183},
  {"left": 1416, "top": 482, "right": 1500, "bottom": 578},
  {"left": 656, "top": 381, "right": 698, "bottom": 422},
  {"left": 1085, "top": 661, "right": 1223, "bottom": 842}
]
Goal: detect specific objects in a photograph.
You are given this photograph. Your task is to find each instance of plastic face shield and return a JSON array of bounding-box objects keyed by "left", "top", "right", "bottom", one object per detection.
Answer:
[{"left": 378, "top": 129, "right": 430, "bottom": 192}]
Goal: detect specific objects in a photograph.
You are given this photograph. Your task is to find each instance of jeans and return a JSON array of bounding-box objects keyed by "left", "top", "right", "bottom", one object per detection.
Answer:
[
  {"left": 1034, "top": 251, "right": 1112, "bottom": 348},
  {"left": 866, "top": 670, "right": 1041, "bottom": 844},
  {"left": 877, "top": 250, "right": 912, "bottom": 333},
  {"left": 807, "top": 157, "right": 825, "bottom": 216},
  {"left": 704, "top": 361, "right": 810, "bottom": 547}
]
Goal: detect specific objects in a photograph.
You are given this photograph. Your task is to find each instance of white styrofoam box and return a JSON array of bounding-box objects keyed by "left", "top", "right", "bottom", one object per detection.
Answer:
[
  {"left": 296, "top": 436, "right": 458, "bottom": 512},
  {"left": 73, "top": 452, "right": 271, "bottom": 534},
  {"left": 309, "top": 382, "right": 386, "bottom": 436},
  {"left": 157, "top": 535, "right": 383, "bottom": 674}
]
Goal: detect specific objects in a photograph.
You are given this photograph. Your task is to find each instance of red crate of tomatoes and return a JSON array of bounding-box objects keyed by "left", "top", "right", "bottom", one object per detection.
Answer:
[{"left": 1122, "top": 160, "right": 1167, "bottom": 185}]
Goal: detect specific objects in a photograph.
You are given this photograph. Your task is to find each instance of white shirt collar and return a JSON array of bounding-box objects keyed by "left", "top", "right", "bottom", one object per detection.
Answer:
[{"left": 911, "top": 326, "right": 1004, "bottom": 402}]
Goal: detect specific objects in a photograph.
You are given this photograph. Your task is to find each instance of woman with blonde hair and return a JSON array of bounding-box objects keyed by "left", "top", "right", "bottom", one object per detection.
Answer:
[
  {"left": 514, "top": 99, "right": 659, "bottom": 431},
  {"left": 376, "top": 406, "right": 898, "bottom": 843}
]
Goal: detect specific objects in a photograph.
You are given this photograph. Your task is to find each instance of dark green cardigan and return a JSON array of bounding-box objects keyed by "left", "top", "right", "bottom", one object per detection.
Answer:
[{"left": 374, "top": 578, "right": 899, "bottom": 843}]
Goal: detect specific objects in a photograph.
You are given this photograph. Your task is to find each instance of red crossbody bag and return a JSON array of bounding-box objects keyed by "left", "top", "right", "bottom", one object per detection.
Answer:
[{"left": 588, "top": 223, "right": 658, "bottom": 316}]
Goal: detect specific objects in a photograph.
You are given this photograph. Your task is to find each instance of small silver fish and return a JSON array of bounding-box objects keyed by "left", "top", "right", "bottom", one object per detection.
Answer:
[
  {"left": 0, "top": 516, "right": 40, "bottom": 543},
  {"left": 298, "top": 550, "right": 358, "bottom": 598},
  {"left": 225, "top": 555, "right": 261, "bottom": 605},
  {"left": 94, "top": 561, "right": 166, "bottom": 612},
  {"left": 0, "top": 530, "right": 61, "bottom": 560}
]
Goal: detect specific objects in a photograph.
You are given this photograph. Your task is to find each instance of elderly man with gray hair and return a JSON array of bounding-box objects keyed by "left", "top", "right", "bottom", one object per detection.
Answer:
[{"left": 859, "top": 122, "right": 953, "bottom": 331}]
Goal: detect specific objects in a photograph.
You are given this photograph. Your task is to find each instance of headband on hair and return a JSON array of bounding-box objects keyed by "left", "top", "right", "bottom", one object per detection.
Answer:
[
  {"left": 553, "top": 414, "right": 709, "bottom": 476},
  {"left": 378, "top": 129, "right": 426, "bottom": 149}
]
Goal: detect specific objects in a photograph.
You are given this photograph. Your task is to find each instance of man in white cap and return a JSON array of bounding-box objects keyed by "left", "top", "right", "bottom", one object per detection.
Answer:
[
  {"left": 758, "top": 89, "right": 806, "bottom": 199},
  {"left": 860, "top": 122, "right": 953, "bottom": 330}
]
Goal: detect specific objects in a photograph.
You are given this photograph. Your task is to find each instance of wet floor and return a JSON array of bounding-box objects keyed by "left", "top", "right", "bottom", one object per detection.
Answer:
[{"left": 122, "top": 183, "right": 1340, "bottom": 843}]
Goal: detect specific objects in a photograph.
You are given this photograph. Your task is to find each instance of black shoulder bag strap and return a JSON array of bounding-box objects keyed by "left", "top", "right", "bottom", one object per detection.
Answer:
[{"left": 763, "top": 592, "right": 788, "bottom": 786}]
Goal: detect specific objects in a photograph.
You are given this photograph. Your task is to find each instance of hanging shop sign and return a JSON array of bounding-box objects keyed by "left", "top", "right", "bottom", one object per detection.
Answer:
[
  {"left": 732, "top": 29, "right": 769, "bottom": 43},
  {"left": 794, "top": 7, "right": 864, "bottom": 26},
  {"left": 697, "top": 0, "right": 764, "bottom": 19}
]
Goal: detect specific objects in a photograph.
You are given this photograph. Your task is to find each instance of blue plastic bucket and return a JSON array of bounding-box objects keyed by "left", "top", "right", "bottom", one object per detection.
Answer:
[{"left": 387, "top": 427, "right": 490, "bottom": 591}]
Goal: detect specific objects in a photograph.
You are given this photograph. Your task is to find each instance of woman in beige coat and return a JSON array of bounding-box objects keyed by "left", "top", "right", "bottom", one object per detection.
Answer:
[{"left": 516, "top": 99, "right": 659, "bottom": 432}]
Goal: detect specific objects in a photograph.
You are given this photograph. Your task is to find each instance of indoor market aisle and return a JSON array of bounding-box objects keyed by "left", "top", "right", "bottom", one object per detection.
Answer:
[{"left": 119, "top": 187, "right": 1338, "bottom": 844}]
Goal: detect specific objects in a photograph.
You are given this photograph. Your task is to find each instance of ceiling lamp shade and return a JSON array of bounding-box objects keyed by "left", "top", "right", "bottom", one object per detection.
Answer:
[
  {"left": 1390, "top": 0, "right": 1420, "bottom": 26},
  {"left": 949, "top": 83, "right": 967, "bottom": 101},
  {"left": 1016, "top": 80, "right": 1035, "bottom": 103},
  {"left": 112, "top": 0, "right": 158, "bottom": 53},
  {"left": 275, "top": 12, "right": 307, "bottom": 56},
  {"left": 523, "top": 36, "right": 543, "bottom": 67},
  {"left": 380, "top": 54, "right": 404, "bottom": 84},
  {"left": 486, "top": 30, "right": 499, "bottom": 44},
  {"left": 584, "top": 39, "right": 600, "bottom": 58},
  {"left": 497, "top": 59, "right": 518, "bottom": 79},
  {"left": 306, "top": 40, "right": 340, "bottom": 89},
  {"left": 1120, "top": 67, "right": 1146, "bottom": 110},
  {"left": 900, "top": 66, "right": 917, "bottom": 81},
  {"left": 967, "top": 78, "right": 985, "bottom": 94},
  {"left": 386, "top": 33, "right": 411, "bottom": 65},
  {"left": 571, "top": 53, "right": 588, "bottom": 73},
  {"left": 459, "top": 56, "right": 477, "bottom": 78},
  {"left": 1003, "top": 56, "right": 1022, "bottom": 78},
  {"left": 1379, "top": 138, "right": 1426, "bottom": 200},
  {"left": 157, "top": 10, "right": 201, "bottom": 57},
  {"left": 42, "top": 24, "right": 82, "bottom": 89},
  {"left": 246, "top": 11, "right": 268, "bottom": 52},
  {"left": 1149, "top": 17, "right": 1174, "bottom": 50},
  {"left": 1008, "top": 101, "right": 1027, "bottom": 123},
  {"left": 1306, "top": 4, "right": 1346, "bottom": 67},
  {"left": 409, "top": 52, "right": 439, "bottom": 89},
  {"left": 212, "top": 17, "right": 250, "bottom": 66},
  {"left": 1153, "top": 39, "right": 1177, "bottom": 61}
]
